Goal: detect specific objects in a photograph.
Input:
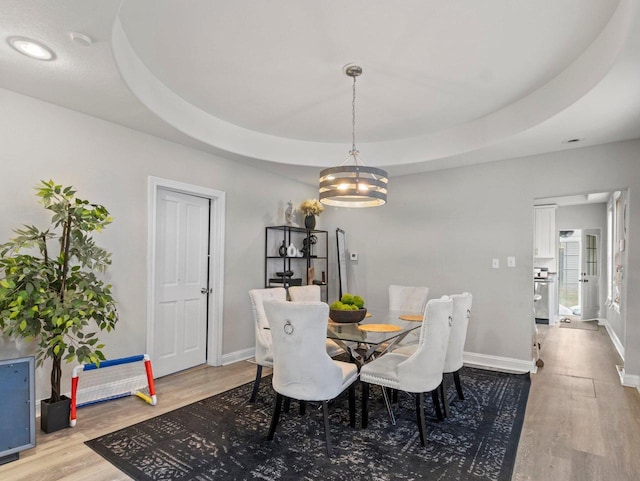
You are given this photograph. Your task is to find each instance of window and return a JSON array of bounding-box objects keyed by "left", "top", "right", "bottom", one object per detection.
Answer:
[{"left": 608, "top": 191, "right": 625, "bottom": 309}]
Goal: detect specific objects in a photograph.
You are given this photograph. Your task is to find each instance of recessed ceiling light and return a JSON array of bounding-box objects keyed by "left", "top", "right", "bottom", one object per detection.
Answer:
[
  {"left": 7, "top": 36, "right": 55, "bottom": 60},
  {"left": 562, "top": 137, "right": 584, "bottom": 144}
]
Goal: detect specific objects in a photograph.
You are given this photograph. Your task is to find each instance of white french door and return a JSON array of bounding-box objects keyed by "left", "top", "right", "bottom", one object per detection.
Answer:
[
  {"left": 153, "top": 189, "right": 210, "bottom": 377},
  {"left": 580, "top": 229, "right": 600, "bottom": 320}
]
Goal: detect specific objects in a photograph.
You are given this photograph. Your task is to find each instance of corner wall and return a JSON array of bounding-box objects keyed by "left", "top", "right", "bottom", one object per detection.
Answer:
[{"left": 0, "top": 89, "right": 316, "bottom": 400}]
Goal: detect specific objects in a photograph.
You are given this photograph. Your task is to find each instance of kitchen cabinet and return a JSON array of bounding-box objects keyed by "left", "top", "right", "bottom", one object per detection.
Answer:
[
  {"left": 534, "top": 206, "right": 557, "bottom": 259},
  {"left": 265, "top": 225, "right": 328, "bottom": 301}
]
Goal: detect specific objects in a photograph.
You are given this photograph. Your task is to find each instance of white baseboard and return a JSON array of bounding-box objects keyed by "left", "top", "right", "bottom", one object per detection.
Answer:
[
  {"left": 616, "top": 365, "right": 640, "bottom": 389},
  {"left": 463, "top": 351, "right": 535, "bottom": 374},
  {"left": 219, "top": 347, "right": 255, "bottom": 366},
  {"left": 600, "top": 318, "right": 625, "bottom": 360}
]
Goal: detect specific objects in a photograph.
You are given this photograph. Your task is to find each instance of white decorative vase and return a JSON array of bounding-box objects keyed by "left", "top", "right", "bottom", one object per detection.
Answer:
[{"left": 286, "top": 243, "right": 297, "bottom": 257}]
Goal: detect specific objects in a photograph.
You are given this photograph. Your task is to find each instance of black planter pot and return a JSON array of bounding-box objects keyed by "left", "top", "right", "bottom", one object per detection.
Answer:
[
  {"left": 41, "top": 395, "right": 71, "bottom": 433},
  {"left": 304, "top": 215, "right": 316, "bottom": 230}
]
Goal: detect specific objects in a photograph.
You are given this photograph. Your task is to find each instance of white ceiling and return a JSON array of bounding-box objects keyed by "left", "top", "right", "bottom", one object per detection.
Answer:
[{"left": 2, "top": 0, "right": 640, "bottom": 184}]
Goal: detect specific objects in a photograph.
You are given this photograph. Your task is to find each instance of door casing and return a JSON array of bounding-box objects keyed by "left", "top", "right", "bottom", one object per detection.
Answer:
[{"left": 147, "top": 176, "right": 226, "bottom": 371}]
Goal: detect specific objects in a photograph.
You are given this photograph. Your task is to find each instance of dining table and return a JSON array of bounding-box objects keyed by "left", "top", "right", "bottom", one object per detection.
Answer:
[{"left": 327, "top": 309, "right": 423, "bottom": 367}]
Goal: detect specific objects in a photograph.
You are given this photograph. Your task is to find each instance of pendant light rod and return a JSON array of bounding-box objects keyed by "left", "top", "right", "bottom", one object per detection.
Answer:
[{"left": 345, "top": 64, "right": 362, "bottom": 156}]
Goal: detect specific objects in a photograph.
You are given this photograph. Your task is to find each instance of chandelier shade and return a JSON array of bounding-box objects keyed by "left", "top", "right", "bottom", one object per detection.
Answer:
[
  {"left": 318, "top": 64, "right": 388, "bottom": 208},
  {"left": 319, "top": 164, "right": 388, "bottom": 207}
]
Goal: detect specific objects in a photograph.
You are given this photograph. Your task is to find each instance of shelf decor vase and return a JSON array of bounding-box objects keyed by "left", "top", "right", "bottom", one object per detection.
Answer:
[
  {"left": 286, "top": 243, "right": 297, "bottom": 257},
  {"left": 304, "top": 215, "right": 316, "bottom": 230},
  {"left": 278, "top": 240, "right": 287, "bottom": 257}
]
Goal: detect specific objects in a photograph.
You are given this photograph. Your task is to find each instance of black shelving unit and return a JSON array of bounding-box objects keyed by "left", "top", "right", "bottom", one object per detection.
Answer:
[{"left": 265, "top": 225, "right": 328, "bottom": 301}]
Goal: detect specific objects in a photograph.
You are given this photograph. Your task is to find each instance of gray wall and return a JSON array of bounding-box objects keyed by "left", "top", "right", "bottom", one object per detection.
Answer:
[
  {"left": 0, "top": 89, "right": 316, "bottom": 398},
  {"left": 1, "top": 87, "right": 639, "bottom": 401},
  {"left": 322, "top": 141, "right": 640, "bottom": 375}
]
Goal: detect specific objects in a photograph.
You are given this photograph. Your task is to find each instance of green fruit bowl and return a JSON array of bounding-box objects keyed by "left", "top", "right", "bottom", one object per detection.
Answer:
[{"left": 329, "top": 308, "right": 367, "bottom": 324}]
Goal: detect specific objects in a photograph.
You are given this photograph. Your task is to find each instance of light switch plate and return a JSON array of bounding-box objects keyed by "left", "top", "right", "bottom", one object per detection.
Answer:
[
  {"left": 350, "top": 252, "right": 358, "bottom": 261},
  {"left": 492, "top": 258, "right": 499, "bottom": 269},
  {"left": 507, "top": 256, "right": 516, "bottom": 267}
]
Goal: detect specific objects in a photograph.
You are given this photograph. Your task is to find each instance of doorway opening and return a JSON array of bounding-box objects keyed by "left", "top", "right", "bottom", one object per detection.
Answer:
[{"left": 557, "top": 228, "right": 600, "bottom": 322}]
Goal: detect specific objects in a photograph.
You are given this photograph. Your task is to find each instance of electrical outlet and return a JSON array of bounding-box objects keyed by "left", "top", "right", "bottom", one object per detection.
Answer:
[
  {"left": 507, "top": 256, "right": 516, "bottom": 267},
  {"left": 492, "top": 258, "right": 500, "bottom": 269}
]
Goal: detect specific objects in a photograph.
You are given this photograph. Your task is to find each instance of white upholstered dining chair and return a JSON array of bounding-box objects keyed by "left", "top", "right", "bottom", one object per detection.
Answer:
[
  {"left": 288, "top": 285, "right": 343, "bottom": 357},
  {"left": 440, "top": 292, "right": 472, "bottom": 416},
  {"left": 389, "top": 285, "right": 430, "bottom": 312},
  {"left": 360, "top": 296, "right": 453, "bottom": 446},
  {"left": 389, "top": 284, "right": 430, "bottom": 347},
  {"left": 287, "top": 284, "right": 321, "bottom": 302},
  {"left": 394, "top": 292, "right": 473, "bottom": 417},
  {"left": 248, "top": 287, "right": 287, "bottom": 403},
  {"left": 263, "top": 300, "right": 358, "bottom": 456}
]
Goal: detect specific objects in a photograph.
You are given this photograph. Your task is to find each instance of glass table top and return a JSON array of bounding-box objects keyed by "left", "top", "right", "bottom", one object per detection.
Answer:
[{"left": 326, "top": 309, "right": 422, "bottom": 345}]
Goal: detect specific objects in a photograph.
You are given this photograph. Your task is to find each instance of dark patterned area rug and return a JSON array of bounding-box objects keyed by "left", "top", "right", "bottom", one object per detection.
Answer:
[{"left": 86, "top": 367, "right": 530, "bottom": 481}]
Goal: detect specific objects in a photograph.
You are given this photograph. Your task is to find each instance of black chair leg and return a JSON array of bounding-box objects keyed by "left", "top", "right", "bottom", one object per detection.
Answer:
[
  {"left": 322, "top": 401, "right": 333, "bottom": 456},
  {"left": 283, "top": 397, "right": 291, "bottom": 413},
  {"left": 416, "top": 392, "right": 427, "bottom": 447},
  {"left": 249, "top": 365, "right": 263, "bottom": 403},
  {"left": 440, "top": 378, "right": 450, "bottom": 418},
  {"left": 267, "top": 393, "right": 283, "bottom": 440},
  {"left": 299, "top": 401, "right": 306, "bottom": 415},
  {"left": 431, "top": 388, "right": 443, "bottom": 421},
  {"left": 348, "top": 383, "right": 356, "bottom": 428},
  {"left": 453, "top": 370, "right": 464, "bottom": 400},
  {"left": 392, "top": 388, "right": 398, "bottom": 403},
  {"left": 361, "top": 382, "right": 370, "bottom": 428}
]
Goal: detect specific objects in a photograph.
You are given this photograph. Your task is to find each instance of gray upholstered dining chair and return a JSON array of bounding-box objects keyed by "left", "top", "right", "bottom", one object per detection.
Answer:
[
  {"left": 360, "top": 296, "right": 453, "bottom": 447},
  {"left": 288, "top": 285, "right": 343, "bottom": 357},
  {"left": 248, "top": 287, "right": 287, "bottom": 403},
  {"left": 263, "top": 300, "right": 358, "bottom": 456}
]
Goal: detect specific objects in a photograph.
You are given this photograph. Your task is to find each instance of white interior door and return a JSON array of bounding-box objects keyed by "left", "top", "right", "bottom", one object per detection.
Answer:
[
  {"left": 580, "top": 229, "right": 600, "bottom": 320},
  {"left": 154, "top": 189, "right": 210, "bottom": 377}
]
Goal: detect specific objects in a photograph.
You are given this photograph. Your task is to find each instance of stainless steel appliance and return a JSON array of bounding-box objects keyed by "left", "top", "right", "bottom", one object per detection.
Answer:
[{"left": 534, "top": 278, "right": 553, "bottom": 322}]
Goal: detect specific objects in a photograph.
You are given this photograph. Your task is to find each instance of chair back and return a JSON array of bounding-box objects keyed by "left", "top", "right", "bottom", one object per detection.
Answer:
[
  {"left": 288, "top": 285, "right": 321, "bottom": 302},
  {"left": 263, "top": 300, "right": 343, "bottom": 401},
  {"left": 397, "top": 296, "right": 453, "bottom": 392},
  {"left": 389, "top": 285, "right": 430, "bottom": 313},
  {"left": 249, "top": 287, "right": 287, "bottom": 365},
  {"left": 444, "top": 292, "right": 473, "bottom": 373}
]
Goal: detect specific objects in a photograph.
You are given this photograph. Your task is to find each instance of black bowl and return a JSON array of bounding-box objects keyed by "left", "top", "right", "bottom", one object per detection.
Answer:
[
  {"left": 275, "top": 270, "right": 294, "bottom": 277},
  {"left": 329, "top": 308, "right": 367, "bottom": 324}
]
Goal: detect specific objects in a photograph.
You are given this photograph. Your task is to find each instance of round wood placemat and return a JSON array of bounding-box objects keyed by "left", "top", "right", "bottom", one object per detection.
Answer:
[
  {"left": 358, "top": 324, "right": 402, "bottom": 332},
  {"left": 398, "top": 314, "right": 423, "bottom": 322}
]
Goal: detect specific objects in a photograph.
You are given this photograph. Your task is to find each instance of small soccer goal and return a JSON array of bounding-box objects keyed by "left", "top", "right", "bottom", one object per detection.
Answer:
[{"left": 70, "top": 354, "right": 157, "bottom": 427}]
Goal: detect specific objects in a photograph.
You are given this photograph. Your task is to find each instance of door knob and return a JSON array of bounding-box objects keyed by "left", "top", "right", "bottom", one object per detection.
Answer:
[{"left": 201, "top": 287, "right": 211, "bottom": 294}]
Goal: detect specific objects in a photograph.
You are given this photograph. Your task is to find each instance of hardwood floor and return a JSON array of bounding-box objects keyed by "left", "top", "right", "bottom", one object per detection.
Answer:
[
  {"left": 2, "top": 323, "right": 639, "bottom": 480},
  {"left": 513, "top": 323, "right": 640, "bottom": 481}
]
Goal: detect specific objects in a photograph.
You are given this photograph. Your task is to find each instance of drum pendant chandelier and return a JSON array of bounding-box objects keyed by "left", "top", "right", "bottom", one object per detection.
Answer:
[{"left": 319, "top": 65, "right": 388, "bottom": 208}]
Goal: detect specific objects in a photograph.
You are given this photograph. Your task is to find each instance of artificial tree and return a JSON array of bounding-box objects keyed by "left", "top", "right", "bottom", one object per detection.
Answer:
[{"left": 0, "top": 180, "right": 118, "bottom": 429}]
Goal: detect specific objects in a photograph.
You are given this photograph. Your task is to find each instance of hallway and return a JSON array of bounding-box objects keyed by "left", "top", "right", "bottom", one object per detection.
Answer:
[{"left": 513, "top": 322, "right": 640, "bottom": 480}]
